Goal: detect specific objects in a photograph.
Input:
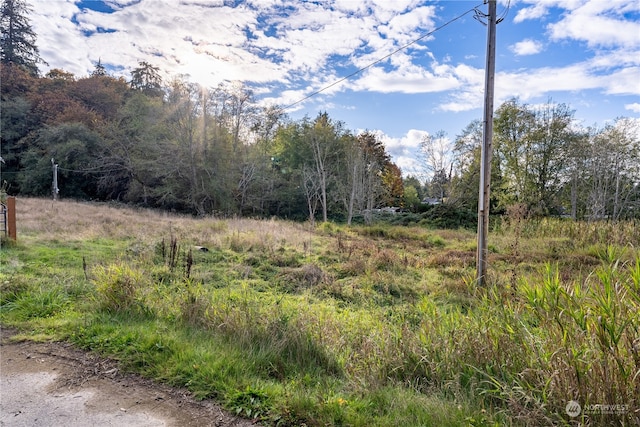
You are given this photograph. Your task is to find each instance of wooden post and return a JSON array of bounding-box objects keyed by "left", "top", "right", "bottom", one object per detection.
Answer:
[
  {"left": 476, "top": 0, "right": 497, "bottom": 286},
  {"left": 7, "top": 196, "right": 16, "bottom": 241}
]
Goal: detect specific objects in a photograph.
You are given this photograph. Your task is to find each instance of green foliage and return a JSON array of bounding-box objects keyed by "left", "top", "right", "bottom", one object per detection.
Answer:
[
  {"left": 19, "top": 123, "right": 103, "bottom": 198},
  {"left": 1, "top": 0, "right": 47, "bottom": 75},
  {"left": 92, "top": 262, "right": 145, "bottom": 313},
  {"left": 228, "top": 386, "right": 273, "bottom": 420},
  {"left": 1, "top": 285, "right": 70, "bottom": 319},
  {"left": 3, "top": 49, "right": 640, "bottom": 221},
  {"left": 419, "top": 204, "right": 477, "bottom": 229},
  {"left": 4, "top": 199, "right": 640, "bottom": 426},
  {"left": 403, "top": 185, "right": 421, "bottom": 212}
]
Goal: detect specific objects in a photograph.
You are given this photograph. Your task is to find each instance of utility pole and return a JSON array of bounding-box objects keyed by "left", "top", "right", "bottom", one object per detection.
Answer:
[
  {"left": 51, "top": 158, "right": 59, "bottom": 201},
  {"left": 476, "top": 0, "right": 497, "bottom": 286}
]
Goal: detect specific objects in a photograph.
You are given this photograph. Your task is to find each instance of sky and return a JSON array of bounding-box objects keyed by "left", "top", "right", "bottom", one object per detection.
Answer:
[{"left": 27, "top": 0, "right": 640, "bottom": 177}]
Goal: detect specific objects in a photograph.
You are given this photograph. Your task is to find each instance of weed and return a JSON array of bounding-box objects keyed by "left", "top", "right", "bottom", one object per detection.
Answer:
[{"left": 228, "top": 386, "right": 272, "bottom": 421}]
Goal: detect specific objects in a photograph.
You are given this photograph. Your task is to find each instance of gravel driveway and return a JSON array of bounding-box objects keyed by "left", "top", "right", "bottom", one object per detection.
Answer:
[{"left": 0, "top": 329, "right": 257, "bottom": 427}]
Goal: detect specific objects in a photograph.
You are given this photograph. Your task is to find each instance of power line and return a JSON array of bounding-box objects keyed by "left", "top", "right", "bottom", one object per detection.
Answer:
[
  {"left": 283, "top": 2, "right": 485, "bottom": 110},
  {"left": 58, "top": 165, "right": 105, "bottom": 174}
]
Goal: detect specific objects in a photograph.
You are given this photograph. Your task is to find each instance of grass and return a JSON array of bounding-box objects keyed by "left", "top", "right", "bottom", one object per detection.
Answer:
[{"left": 1, "top": 197, "right": 639, "bottom": 426}]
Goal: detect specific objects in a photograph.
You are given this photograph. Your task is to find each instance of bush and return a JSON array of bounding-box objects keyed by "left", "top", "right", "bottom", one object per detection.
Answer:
[
  {"left": 419, "top": 204, "right": 477, "bottom": 229},
  {"left": 92, "top": 262, "right": 145, "bottom": 313}
]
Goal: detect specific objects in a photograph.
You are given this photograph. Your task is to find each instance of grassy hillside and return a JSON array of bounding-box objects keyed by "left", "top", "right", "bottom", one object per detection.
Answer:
[{"left": 1, "top": 198, "right": 638, "bottom": 426}]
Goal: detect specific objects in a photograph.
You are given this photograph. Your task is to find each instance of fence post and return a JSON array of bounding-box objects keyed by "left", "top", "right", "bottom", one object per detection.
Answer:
[{"left": 7, "top": 196, "right": 16, "bottom": 241}]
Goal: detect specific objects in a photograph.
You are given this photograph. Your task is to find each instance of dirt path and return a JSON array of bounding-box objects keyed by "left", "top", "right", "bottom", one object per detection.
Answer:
[{"left": 0, "top": 328, "right": 257, "bottom": 427}]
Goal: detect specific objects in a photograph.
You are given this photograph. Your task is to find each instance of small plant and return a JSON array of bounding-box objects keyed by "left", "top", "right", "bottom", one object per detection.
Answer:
[
  {"left": 92, "top": 262, "right": 144, "bottom": 312},
  {"left": 228, "top": 386, "right": 272, "bottom": 421},
  {"left": 178, "top": 279, "right": 209, "bottom": 327}
]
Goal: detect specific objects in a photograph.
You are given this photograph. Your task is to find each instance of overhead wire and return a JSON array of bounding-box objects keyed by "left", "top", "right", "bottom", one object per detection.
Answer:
[
  {"left": 283, "top": 2, "right": 485, "bottom": 110},
  {"left": 498, "top": 0, "right": 511, "bottom": 24},
  {"left": 475, "top": 0, "right": 510, "bottom": 24}
]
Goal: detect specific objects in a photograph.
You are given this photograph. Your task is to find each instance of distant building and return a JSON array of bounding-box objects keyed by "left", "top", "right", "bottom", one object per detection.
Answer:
[{"left": 422, "top": 197, "right": 442, "bottom": 205}]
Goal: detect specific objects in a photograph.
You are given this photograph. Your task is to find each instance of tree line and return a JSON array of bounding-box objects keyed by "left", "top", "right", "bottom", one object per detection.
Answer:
[
  {"left": 1, "top": 60, "right": 405, "bottom": 222},
  {"left": 2, "top": 0, "right": 639, "bottom": 222},
  {"left": 441, "top": 100, "right": 640, "bottom": 220}
]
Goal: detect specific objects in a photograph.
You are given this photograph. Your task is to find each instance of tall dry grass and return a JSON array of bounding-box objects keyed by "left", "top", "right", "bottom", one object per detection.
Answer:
[{"left": 16, "top": 197, "right": 313, "bottom": 251}]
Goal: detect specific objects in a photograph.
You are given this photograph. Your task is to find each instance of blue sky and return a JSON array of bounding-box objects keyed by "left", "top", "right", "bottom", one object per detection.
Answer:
[{"left": 29, "top": 0, "right": 640, "bottom": 176}]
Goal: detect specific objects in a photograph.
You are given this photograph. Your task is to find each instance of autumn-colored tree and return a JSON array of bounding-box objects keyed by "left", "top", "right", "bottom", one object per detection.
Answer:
[
  {"left": 71, "top": 74, "right": 130, "bottom": 122},
  {"left": 382, "top": 162, "right": 404, "bottom": 207}
]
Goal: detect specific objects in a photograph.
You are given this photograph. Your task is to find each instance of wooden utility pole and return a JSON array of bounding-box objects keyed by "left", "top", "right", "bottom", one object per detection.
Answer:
[{"left": 476, "top": 0, "right": 497, "bottom": 286}]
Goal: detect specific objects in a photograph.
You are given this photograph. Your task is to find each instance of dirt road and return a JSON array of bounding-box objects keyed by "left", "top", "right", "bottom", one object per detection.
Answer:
[{"left": 0, "top": 329, "right": 256, "bottom": 427}]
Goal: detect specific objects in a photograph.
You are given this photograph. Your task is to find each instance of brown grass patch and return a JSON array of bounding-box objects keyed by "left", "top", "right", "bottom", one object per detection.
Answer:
[
  {"left": 426, "top": 250, "right": 476, "bottom": 268},
  {"left": 14, "top": 198, "right": 315, "bottom": 253}
]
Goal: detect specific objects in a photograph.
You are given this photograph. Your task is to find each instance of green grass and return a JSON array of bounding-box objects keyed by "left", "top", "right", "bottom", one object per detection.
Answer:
[{"left": 1, "top": 198, "right": 639, "bottom": 426}]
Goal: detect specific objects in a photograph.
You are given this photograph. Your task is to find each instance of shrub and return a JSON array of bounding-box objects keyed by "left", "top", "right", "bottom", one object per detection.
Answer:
[{"left": 92, "top": 262, "right": 145, "bottom": 313}]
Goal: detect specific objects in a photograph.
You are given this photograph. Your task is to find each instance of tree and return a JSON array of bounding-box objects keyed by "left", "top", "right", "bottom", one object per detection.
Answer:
[
  {"left": 19, "top": 123, "right": 101, "bottom": 198},
  {"left": 585, "top": 118, "right": 640, "bottom": 220},
  {"left": 130, "top": 61, "right": 163, "bottom": 97},
  {"left": 45, "top": 68, "right": 75, "bottom": 82},
  {"left": 95, "top": 92, "right": 171, "bottom": 204},
  {"left": 71, "top": 74, "right": 130, "bottom": 121},
  {"left": 338, "top": 133, "right": 359, "bottom": 224},
  {"left": 91, "top": 58, "right": 107, "bottom": 77},
  {"left": 308, "top": 112, "right": 341, "bottom": 223},
  {"left": 357, "top": 131, "right": 391, "bottom": 223},
  {"left": 494, "top": 99, "right": 536, "bottom": 207},
  {"left": 447, "top": 119, "right": 503, "bottom": 212},
  {"left": 527, "top": 101, "right": 576, "bottom": 214},
  {"left": 382, "top": 162, "right": 404, "bottom": 207},
  {"left": 0, "top": 0, "right": 47, "bottom": 75},
  {"left": 0, "top": 94, "right": 33, "bottom": 192},
  {"left": 449, "top": 120, "right": 482, "bottom": 207},
  {"left": 403, "top": 175, "right": 425, "bottom": 201},
  {"left": 420, "top": 130, "right": 453, "bottom": 200},
  {"left": 403, "top": 185, "right": 420, "bottom": 212},
  {"left": 494, "top": 98, "right": 576, "bottom": 215},
  {"left": 223, "top": 81, "right": 257, "bottom": 153}
]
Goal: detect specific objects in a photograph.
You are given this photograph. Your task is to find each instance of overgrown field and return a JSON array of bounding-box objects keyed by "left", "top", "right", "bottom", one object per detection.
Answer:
[{"left": 1, "top": 198, "right": 638, "bottom": 426}]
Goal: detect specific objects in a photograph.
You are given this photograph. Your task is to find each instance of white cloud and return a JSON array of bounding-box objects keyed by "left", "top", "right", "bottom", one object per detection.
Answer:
[
  {"left": 513, "top": 0, "right": 584, "bottom": 23},
  {"left": 513, "top": 2, "right": 550, "bottom": 23},
  {"left": 371, "top": 129, "right": 427, "bottom": 175},
  {"left": 548, "top": 5, "right": 640, "bottom": 48},
  {"left": 510, "top": 39, "right": 543, "bottom": 56},
  {"left": 625, "top": 103, "right": 640, "bottom": 113},
  {"left": 497, "top": 63, "right": 599, "bottom": 100},
  {"left": 352, "top": 63, "right": 460, "bottom": 94},
  {"left": 604, "top": 67, "right": 640, "bottom": 95},
  {"left": 24, "top": 0, "right": 639, "bottom": 140},
  {"left": 513, "top": 1, "right": 640, "bottom": 49}
]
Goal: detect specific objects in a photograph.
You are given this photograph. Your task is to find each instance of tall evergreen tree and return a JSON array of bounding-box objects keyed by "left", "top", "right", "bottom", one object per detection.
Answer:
[
  {"left": 0, "top": 0, "right": 47, "bottom": 75},
  {"left": 130, "top": 61, "right": 163, "bottom": 97},
  {"left": 91, "top": 58, "right": 107, "bottom": 77}
]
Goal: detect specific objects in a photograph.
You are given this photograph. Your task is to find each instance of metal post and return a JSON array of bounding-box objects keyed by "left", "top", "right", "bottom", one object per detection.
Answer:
[
  {"left": 476, "top": 0, "right": 497, "bottom": 286},
  {"left": 52, "top": 158, "right": 59, "bottom": 200}
]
